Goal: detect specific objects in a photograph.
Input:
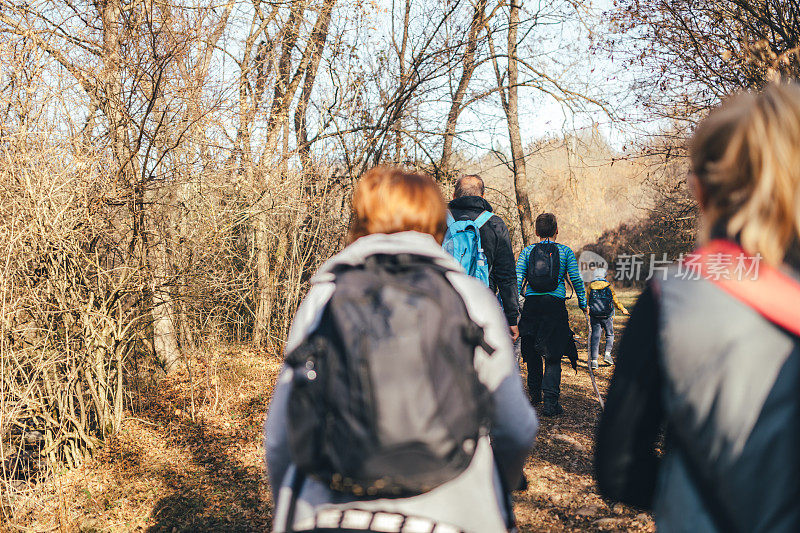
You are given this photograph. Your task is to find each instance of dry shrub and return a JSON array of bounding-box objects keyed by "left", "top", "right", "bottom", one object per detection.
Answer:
[
  {"left": 0, "top": 137, "right": 147, "bottom": 495},
  {"left": 583, "top": 153, "right": 698, "bottom": 285},
  {"left": 465, "top": 131, "right": 651, "bottom": 252},
  {"left": 0, "top": 135, "right": 351, "bottom": 523}
]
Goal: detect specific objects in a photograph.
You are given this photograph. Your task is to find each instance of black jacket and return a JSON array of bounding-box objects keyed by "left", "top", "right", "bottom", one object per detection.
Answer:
[
  {"left": 448, "top": 196, "right": 520, "bottom": 325},
  {"left": 595, "top": 269, "right": 800, "bottom": 532},
  {"left": 519, "top": 295, "right": 578, "bottom": 370}
]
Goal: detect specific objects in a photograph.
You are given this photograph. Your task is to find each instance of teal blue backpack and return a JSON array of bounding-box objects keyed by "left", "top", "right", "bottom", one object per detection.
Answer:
[{"left": 443, "top": 211, "right": 493, "bottom": 286}]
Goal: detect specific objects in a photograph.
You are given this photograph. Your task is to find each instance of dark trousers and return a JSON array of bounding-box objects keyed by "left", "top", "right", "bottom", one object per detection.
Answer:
[
  {"left": 521, "top": 334, "right": 561, "bottom": 405},
  {"left": 519, "top": 295, "right": 571, "bottom": 407}
]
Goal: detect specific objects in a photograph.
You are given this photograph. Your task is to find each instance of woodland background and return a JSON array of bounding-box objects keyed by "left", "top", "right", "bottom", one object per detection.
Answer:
[{"left": 1, "top": 0, "right": 799, "bottom": 529}]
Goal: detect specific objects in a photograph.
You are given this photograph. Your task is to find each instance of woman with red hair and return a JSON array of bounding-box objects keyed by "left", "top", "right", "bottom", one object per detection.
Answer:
[{"left": 265, "top": 167, "right": 537, "bottom": 532}]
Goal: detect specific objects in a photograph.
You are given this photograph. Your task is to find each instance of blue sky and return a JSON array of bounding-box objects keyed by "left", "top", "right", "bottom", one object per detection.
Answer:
[{"left": 380, "top": 0, "right": 645, "bottom": 156}]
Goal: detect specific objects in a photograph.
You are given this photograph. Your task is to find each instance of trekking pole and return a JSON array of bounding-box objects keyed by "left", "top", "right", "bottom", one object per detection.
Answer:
[{"left": 586, "top": 312, "right": 605, "bottom": 410}]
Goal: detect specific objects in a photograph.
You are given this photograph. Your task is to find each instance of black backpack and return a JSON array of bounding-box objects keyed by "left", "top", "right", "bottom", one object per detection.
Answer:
[
  {"left": 285, "top": 254, "right": 493, "bottom": 498},
  {"left": 588, "top": 286, "right": 614, "bottom": 318},
  {"left": 526, "top": 242, "right": 561, "bottom": 292}
]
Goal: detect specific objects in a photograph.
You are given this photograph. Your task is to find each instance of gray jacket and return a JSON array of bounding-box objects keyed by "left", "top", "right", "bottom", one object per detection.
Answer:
[
  {"left": 265, "top": 231, "right": 538, "bottom": 532},
  {"left": 597, "top": 267, "right": 800, "bottom": 532}
]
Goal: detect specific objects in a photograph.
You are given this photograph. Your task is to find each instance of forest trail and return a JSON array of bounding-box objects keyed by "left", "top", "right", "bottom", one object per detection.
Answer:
[
  {"left": 9, "top": 290, "right": 650, "bottom": 532},
  {"left": 514, "top": 288, "right": 654, "bottom": 532}
]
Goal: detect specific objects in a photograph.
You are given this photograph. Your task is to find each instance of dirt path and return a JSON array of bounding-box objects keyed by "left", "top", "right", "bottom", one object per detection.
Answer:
[
  {"left": 8, "top": 349, "right": 280, "bottom": 532},
  {"left": 513, "top": 288, "right": 653, "bottom": 531},
  {"left": 8, "top": 291, "right": 652, "bottom": 532}
]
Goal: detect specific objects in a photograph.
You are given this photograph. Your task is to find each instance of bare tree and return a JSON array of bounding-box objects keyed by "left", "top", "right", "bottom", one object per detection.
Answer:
[
  {"left": 0, "top": 1, "right": 241, "bottom": 475},
  {"left": 487, "top": 0, "right": 535, "bottom": 243},
  {"left": 612, "top": 0, "right": 800, "bottom": 122},
  {"left": 440, "top": 0, "right": 488, "bottom": 179},
  {"left": 295, "top": 1, "right": 337, "bottom": 176},
  {"left": 238, "top": 0, "right": 339, "bottom": 348},
  {"left": 0, "top": 1, "right": 242, "bottom": 371}
]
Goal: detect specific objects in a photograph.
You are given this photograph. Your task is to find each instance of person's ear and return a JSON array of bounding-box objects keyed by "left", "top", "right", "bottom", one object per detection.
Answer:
[{"left": 688, "top": 171, "right": 707, "bottom": 211}]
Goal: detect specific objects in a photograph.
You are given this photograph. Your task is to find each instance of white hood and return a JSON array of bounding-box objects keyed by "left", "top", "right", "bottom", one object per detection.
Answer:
[{"left": 311, "top": 231, "right": 464, "bottom": 283}]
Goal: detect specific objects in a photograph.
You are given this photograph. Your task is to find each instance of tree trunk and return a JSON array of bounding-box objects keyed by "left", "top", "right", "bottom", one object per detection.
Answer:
[
  {"left": 152, "top": 280, "right": 181, "bottom": 373},
  {"left": 440, "top": 0, "right": 485, "bottom": 180},
  {"left": 393, "top": 0, "right": 411, "bottom": 163},
  {"left": 252, "top": 213, "right": 272, "bottom": 348},
  {"left": 295, "top": 0, "right": 336, "bottom": 178},
  {"left": 254, "top": 1, "right": 334, "bottom": 348},
  {"left": 506, "top": 0, "right": 535, "bottom": 244},
  {"left": 262, "top": 0, "right": 311, "bottom": 158}
]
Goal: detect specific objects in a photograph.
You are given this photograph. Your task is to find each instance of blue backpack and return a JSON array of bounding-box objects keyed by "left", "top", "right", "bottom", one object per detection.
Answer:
[
  {"left": 443, "top": 211, "right": 493, "bottom": 286},
  {"left": 589, "top": 285, "right": 614, "bottom": 318}
]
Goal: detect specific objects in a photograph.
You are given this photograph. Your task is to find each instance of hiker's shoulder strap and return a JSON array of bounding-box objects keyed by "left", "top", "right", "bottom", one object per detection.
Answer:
[
  {"left": 523, "top": 243, "right": 537, "bottom": 257},
  {"left": 446, "top": 211, "right": 455, "bottom": 226},
  {"left": 694, "top": 239, "right": 800, "bottom": 337},
  {"left": 364, "top": 253, "right": 441, "bottom": 271},
  {"left": 474, "top": 210, "right": 493, "bottom": 229}
]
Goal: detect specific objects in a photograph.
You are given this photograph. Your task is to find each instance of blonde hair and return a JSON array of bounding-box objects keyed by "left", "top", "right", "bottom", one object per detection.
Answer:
[
  {"left": 690, "top": 83, "right": 800, "bottom": 265},
  {"left": 348, "top": 166, "right": 447, "bottom": 244}
]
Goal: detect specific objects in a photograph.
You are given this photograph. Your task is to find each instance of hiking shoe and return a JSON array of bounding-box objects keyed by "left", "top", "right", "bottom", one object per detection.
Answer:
[
  {"left": 590, "top": 359, "right": 598, "bottom": 370},
  {"left": 540, "top": 403, "right": 564, "bottom": 417},
  {"left": 528, "top": 387, "right": 542, "bottom": 406},
  {"left": 603, "top": 354, "right": 614, "bottom": 366}
]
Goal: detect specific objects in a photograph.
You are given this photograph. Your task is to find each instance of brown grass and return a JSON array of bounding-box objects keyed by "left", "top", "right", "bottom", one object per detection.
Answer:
[
  {"left": 4, "top": 346, "right": 281, "bottom": 532},
  {"left": 4, "top": 290, "right": 653, "bottom": 532}
]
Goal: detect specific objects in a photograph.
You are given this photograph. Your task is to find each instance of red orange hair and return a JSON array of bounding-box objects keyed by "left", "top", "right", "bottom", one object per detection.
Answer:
[{"left": 349, "top": 166, "right": 447, "bottom": 244}]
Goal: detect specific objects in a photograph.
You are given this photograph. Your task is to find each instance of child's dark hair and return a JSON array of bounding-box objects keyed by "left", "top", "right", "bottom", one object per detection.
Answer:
[{"left": 535, "top": 213, "right": 558, "bottom": 238}]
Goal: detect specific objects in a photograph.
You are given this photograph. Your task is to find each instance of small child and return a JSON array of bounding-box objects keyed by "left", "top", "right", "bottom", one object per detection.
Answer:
[{"left": 587, "top": 267, "right": 629, "bottom": 369}]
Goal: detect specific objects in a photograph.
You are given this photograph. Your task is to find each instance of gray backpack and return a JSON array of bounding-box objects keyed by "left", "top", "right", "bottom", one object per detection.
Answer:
[{"left": 285, "top": 254, "right": 493, "bottom": 497}]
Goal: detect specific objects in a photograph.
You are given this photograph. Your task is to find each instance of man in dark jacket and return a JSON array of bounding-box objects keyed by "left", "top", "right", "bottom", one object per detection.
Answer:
[{"left": 448, "top": 174, "right": 520, "bottom": 339}]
